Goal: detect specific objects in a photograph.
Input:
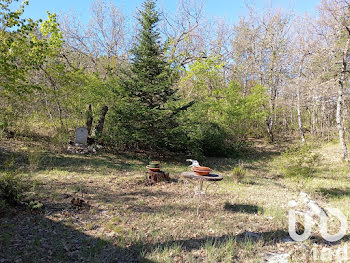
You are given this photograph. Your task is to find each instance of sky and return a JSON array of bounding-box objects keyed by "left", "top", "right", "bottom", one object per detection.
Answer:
[{"left": 17, "top": 0, "right": 321, "bottom": 24}]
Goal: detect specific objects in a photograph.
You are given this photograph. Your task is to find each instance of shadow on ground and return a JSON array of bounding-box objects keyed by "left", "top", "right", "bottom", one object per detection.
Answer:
[
  {"left": 0, "top": 211, "right": 154, "bottom": 263},
  {"left": 39, "top": 153, "right": 142, "bottom": 173},
  {"left": 317, "top": 187, "right": 350, "bottom": 199},
  {"left": 0, "top": 142, "right": 187, "bottom": 175},
  {"left": 0, "top": 207, "right": 288, "bottom": 263},
  {"left": 0, "top": 146, "right": 28, "bottom": 171},
  {"left": 0, "top": 145, "right": 142, "bottom": 174},
  {"left": 224, "top": 202, "right": 263, "bottom": 214},
  {"left": 1, "top": 136, "right": 288, "bottom": 176},
  {"left": 136, "top": 229, "right": 289, "bottom": 261},
  {"left": 204, "top": 144, "right": 284, "bottom": 173}
]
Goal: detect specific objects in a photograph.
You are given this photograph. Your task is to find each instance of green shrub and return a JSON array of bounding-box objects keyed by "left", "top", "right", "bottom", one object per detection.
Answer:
[
  {"left": 0, "top": 171, "right": 26, "bottom": 206},
  {"left": 50, "top": 129, "right": 70, "bottom": 147},
  {"left": 26, "top": 200, "right": 43, "bottom": 211},
  {"left": 185, "top": 121, "right": 253, "bottom": 158},
  {"left": 226, "top": 140, "right": 253, "bottom": 158},
  {"left": 279, "top": 145, "right": 320, "bottom": 178},
  {"left": 27, "top": 150, "right": 43, "bottom": 173},
  {"left": 232, "top": 162, "right": 246, "bottom": 183},
  {"left": 198, "top": 122, "right": 228, "bottom": 157}
]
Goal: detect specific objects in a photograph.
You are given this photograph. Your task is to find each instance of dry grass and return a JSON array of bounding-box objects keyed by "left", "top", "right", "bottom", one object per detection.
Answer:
[{"left": 1, "top": 137, "right": 350, "bottom": 262}]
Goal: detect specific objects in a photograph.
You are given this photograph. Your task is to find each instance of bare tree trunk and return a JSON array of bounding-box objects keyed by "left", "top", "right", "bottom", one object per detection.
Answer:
[
  {"left": 243, "top": 77, "right": 248, "bottom": 97},
  {"left": 265, "top": 86, "right": 277, "bottom": 142},
  {"left": 312, "top": 104, "right": 317, "bottom": 137},
  {"left": 43, "top": 91, "right": 57, "bottom": 130},
  {"left": 297, "top": 61, "right": 306, "bottom": 143},
  {"left": 40, "top": 66, "right": 65, "bottom": 130},
  {"left": 296, "top": 85, "right": 305, "bottom": 143},
  {"left": 283, "top": 111, "right": 288, "bottom": 134},
  {"left": 336, "top": 39, "right": 350, "bottom": 161},
  {"left": 86, "top": 104, "right": 93, "bottom": 135},
  {"left": 264, "top": 49, "right": 279, "bottom": 143},
  {"left": 321, "top": 101, "right": 325, "bottom": 138},
  {"left": 93, "top": 106, "right": 109, "bottom": 138},
  {"left": 311, "top": 91, "right": 318, "bottom": 137},
  {"left": 265, "top": 117, "right": 274, "bottom": 142}
]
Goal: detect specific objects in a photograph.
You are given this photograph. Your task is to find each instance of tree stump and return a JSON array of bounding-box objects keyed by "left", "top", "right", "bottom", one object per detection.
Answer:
[{"left": 145, "top": 170, "right": 170, "bottom": 185}]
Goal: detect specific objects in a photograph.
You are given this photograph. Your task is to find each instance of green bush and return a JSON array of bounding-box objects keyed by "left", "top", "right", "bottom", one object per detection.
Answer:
[
  {"left": 187, "top": 121, "right": 254, "bottom": 157},
  {"left": 0, "top": 171, "right": 26, "bottom": 206},
  {"left": 226, "top": 140, "right": 253, "bottom": 158},
  {"left": 198, "top": 122, "right": 228, "bottom": 157},
  {"left": 26, "top": 200, "right": 43, "bottom": 211},
  {"left": 232, "top": 162, "right": 246, "bottom": 183},
  {"left": 279, "top": 145, "right": 320, "bottom": 178}
]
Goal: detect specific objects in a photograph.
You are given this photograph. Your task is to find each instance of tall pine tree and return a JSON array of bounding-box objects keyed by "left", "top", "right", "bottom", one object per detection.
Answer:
[{"left": 111, "top": 0, "right": 184, "bottom": 152}]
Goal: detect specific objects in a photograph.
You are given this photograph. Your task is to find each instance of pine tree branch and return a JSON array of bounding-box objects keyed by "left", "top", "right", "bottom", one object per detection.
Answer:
[{"left": 171, "top": 100, "right": 196, "bottom": 116}]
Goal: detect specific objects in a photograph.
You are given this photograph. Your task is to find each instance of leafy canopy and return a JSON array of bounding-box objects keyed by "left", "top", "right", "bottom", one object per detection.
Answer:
[{"left": 0, "top": 0, "right": 63, "bottom": 98}]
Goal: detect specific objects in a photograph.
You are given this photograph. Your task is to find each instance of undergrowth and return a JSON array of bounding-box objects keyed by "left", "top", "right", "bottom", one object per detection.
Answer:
[
  {"left": 278, "top": 144, "right": 321, "bottom": 178},
  {"left": 0, "top": 171, "right": 26, "bottom": 206},
  {"left": 232, "top": 161, "right": 246, "bottom": 183}
]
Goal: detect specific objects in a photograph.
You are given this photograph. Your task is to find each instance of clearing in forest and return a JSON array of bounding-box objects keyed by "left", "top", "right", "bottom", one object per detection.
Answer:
[{"left": 1, "top": 138, "right": 349, "bottom": 262}]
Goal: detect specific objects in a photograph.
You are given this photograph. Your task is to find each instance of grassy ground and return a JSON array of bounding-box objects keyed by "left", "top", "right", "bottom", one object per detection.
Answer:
[{"left": 1, "top": 137, "right": 350, "bottom": 262}]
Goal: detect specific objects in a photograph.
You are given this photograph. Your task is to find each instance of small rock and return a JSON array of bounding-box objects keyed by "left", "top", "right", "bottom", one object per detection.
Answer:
[
  {"left": 67, "top": 143, "right": 99, "bottom": 154},
  {"left": 299, "top": 191, "right": 309, "bottom": 200},
  {"left": 263, "top": 252, "right": 290, "bottom": 263},
  {"left": 288, "top": 200, "right": 298, "bottom": 207}
]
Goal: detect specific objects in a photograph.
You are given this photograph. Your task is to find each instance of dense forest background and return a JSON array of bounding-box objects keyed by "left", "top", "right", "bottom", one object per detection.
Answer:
[{"left": 2, "top": 0, "right": 350, "bottom": 159}]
